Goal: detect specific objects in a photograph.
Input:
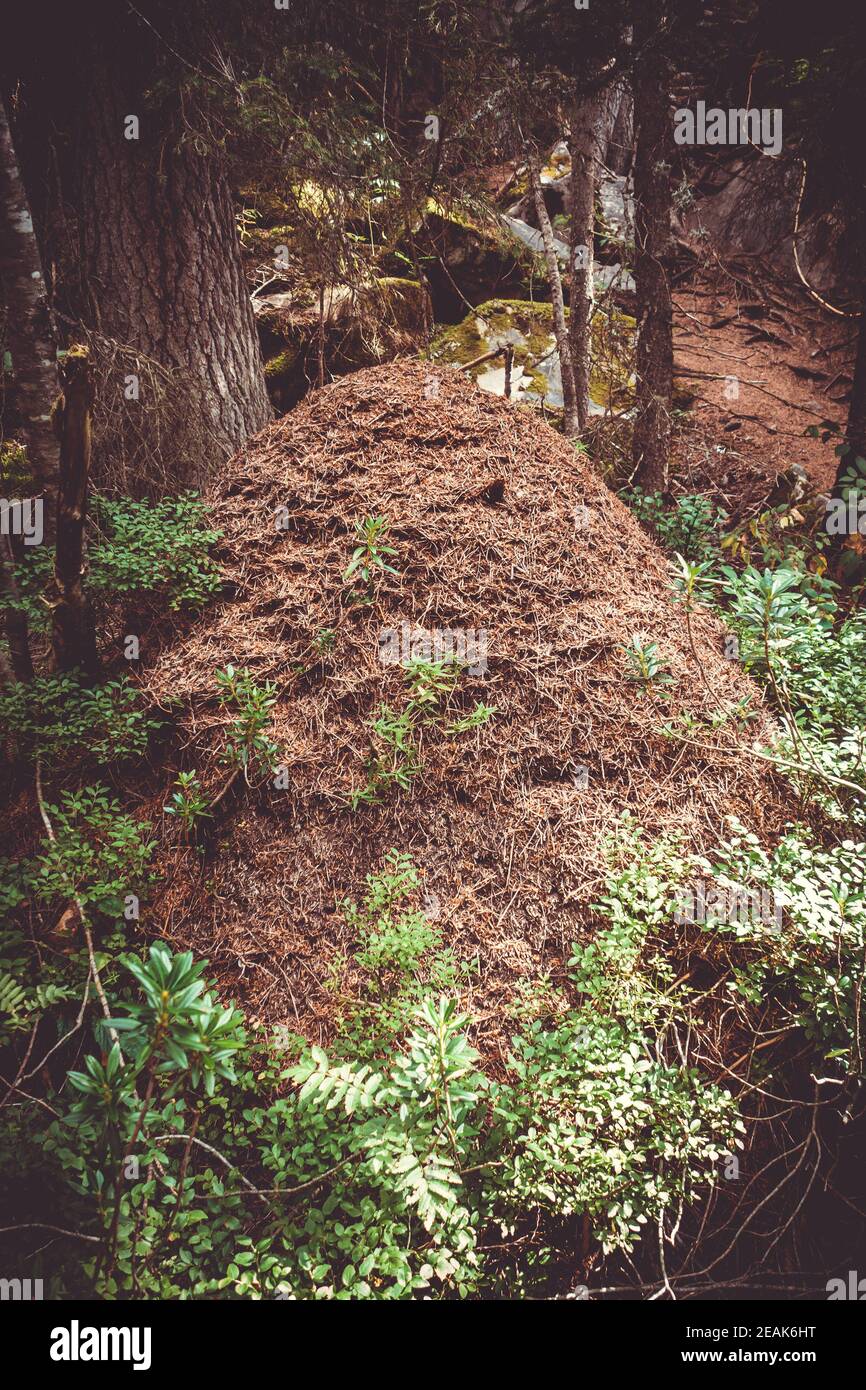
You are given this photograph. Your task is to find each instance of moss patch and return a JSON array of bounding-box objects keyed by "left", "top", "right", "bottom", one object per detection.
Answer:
[{"left": 430, "top": 298, "right": 635, "bottom": 412}]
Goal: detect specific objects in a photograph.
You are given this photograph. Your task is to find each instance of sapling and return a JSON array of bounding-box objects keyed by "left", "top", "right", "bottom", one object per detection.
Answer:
[
  {"left": 343, "top": 514, "right": 399, "bottom": 597},
  {"left": 164, "top": 771, "right": 212, "bottom": 834}
]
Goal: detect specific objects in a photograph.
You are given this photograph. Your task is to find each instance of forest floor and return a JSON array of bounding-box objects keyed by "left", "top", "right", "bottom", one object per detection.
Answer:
[{"left": 670, "top": 256, "right": 857, "bottom": 513}]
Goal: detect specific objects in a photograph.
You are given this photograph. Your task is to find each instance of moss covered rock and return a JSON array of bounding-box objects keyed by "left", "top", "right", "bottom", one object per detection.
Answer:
[
  {"left": 408, "top": 204, "right": 541, "bottom": 322},
  {"left": 429, "top": 298, "right": 634, "bottom": 415}
]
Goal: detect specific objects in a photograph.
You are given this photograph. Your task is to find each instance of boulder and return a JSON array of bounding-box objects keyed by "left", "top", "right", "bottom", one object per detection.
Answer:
[
  {"left": 414, "top": 203, "right": 536, "bottom": 321},
  {"left": 430, "top": 297, "right": 635, "bottom": 415}
]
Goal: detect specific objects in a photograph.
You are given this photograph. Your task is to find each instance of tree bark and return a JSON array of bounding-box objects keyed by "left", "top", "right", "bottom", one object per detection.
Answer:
[
  {"left": 3, "top": 1, "right": 272, "bottom": 492},
  {"left": 0, "top": 534, "right": 34, "bottom": 683},
  {"left": 567, "top": 88, "right": 616, "bottom": 432},
  {"left": 527, "top": 148, "right": 580, "bottom": 438},
  {"left": 0, "top": 94, "right": 60, "bottom": 514},
  {"left": 836, "top": 292, "right": 866, "bottom": 488},
  {"left": 632, "top": 32, "right": 674, "bottom": 493},
  {"left": 607, "top": 83, "right": 634, "bottom": 176},
  {"left": 73, "top": 72, "right": 272, "bottom": 488},
  {"left": 51, "top": 346, "right": 99, "bottom": 678}
]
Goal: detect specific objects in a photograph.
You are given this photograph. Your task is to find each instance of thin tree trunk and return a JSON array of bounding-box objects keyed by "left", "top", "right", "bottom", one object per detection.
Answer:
[
  {"left": 567, "top": 89, "right": 612, "bottom": 431},
  {"left": 0, "top": 534, "right": 34, "bottom": 682},
  {"left": 527, "top": 148, "right": 580, "bottom": 437},
  {"left": 317, "top": 283, "right": 326, "bottom": 389},
  {"left": 607, "top": 83, "right": 634, "bottom": 176},
  {"left": 51, "top": 346, "right": 99, "bottom": 677},
  {"left": 0, "top": 94, "right": 60, "bottom": 517},
  {"left": 632, "top": 31, "right": 674, "bottom": 492},
  {"left": 836, "top": 293, "right": 866, "bottom": 489}
]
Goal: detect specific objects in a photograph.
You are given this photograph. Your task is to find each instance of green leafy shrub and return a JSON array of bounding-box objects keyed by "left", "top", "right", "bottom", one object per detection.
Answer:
[
  {"left": 335, "top": 852, "right": 457, "bottom": 1056},
  {"left": 670, "top": 558, "right": 866, "bottom": 822},
  {"left": 29, "top": 784, "right": 155, "bottom": 919},
  {"left": 0, "top": 491, "right": 221, "bottom": 634},
  {"left": 87, "top": 492, "right": 222, "bottom": 610},
  {"left": 0, "top": 844, "right": 745, "bottom": 1299},
  {"left": 0, "top": 672, "right": 161, "bottom": 763},
  {"left": 698, "top": 822, "right": 866, "bottom": 1078},
  {"left": 0, "top": 544, "right": 53, "bottom": 632},
  {"left": 622, "top": 487, "right": 727, "bottom": 560}
]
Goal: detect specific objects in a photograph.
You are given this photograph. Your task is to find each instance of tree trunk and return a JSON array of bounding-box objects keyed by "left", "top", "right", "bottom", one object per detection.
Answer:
[
  {"left": 3, "top": 1, "right": 272, "bottom": 493},
  {"left": 607, "top": 83, "right": 634, "bottom": 176},
  {"left": 51, "top": 346, "right": 99, "bottom": 678},
  {"left": 73, "top": 79, "right": 272, "bottom": 489},
  {"left": 567, "top": 88, "right": 615, "bottom": 432},
  {"left": 527, "top": 148, "right": 580, "bottom": 438},
  {"left": 836, "top": 293, "right": 866, "bottom": 489},
  {"left": 0, "top": 535, "right": 34, "bottom": 683},
  {"left": 0, "top": 94, "right": 60, "bottom": 515},
  {"left": 632, "top": 34, "right": 674, "bottom": 493}
]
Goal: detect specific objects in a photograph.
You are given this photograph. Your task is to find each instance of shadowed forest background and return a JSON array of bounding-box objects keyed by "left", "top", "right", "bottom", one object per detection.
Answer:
[{"left": 1, "top": 0, "right": 866, "bottom": 1305}]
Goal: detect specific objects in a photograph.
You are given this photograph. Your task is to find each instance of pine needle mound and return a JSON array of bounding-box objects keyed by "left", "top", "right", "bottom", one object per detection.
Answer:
[{"left": 144, "top": 359, "right": 787, "bottom": 1039}]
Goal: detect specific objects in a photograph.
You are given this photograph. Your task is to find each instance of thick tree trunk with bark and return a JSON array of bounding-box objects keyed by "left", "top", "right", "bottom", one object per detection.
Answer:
[
  {"left": 527, "top": 148, "right": 580, "bottom": 437},
  {"left": 632, "top": 37, "right": 674, "bottom": 493},
  {"left": 0, "top": 94, "right": 60, "bottom": 513},
  {"left": 73, "top": 72, "right": 272, "bottom": 488},
  {"left": 3, "top": 1, "right": 272, "bottom": 492}
]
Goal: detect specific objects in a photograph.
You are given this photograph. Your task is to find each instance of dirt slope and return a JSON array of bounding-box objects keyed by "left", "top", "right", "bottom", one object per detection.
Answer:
[{"left": 144, "top": 359, "right": 789, "bottom": 1041}]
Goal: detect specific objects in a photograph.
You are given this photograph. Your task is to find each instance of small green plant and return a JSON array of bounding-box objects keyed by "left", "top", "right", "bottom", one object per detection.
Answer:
[
  {"left": 215, "top": 665, "right": 281, "bottom": 777},
  {"left": 313, "top": 627, "right": 336, "bottom": 653},
  {"left": 348, "top": 659, "right": 496, "bottom": 808},
  {"left": 347, "top": 852, "right": 439, "bottom": 984},
  {"left": 622, "top": 635, "right": 672, "bottom": 690},
  {"left": 335, "top": 852, "right": 458, "bottom": 1057},
  {"left": 401, "top": 656, "right": 461, "bottom": 715},
  {"left": 348, "top": 704, "right": 419, "bottom": 808},
  {"left": 622, "top": 487, "right": 727, "bottom": 560},
  {"left": 164, "top": 771, "right": 212, "bottom": 832},
  {"left": 236, "top": 205, "right": 262, "bottom": 245},
  {"left": 342, "top": 514, "right": 399, "bottom": 593},
  {"left": 446, "top": 701, "right": 498, "bottom": 735}
]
